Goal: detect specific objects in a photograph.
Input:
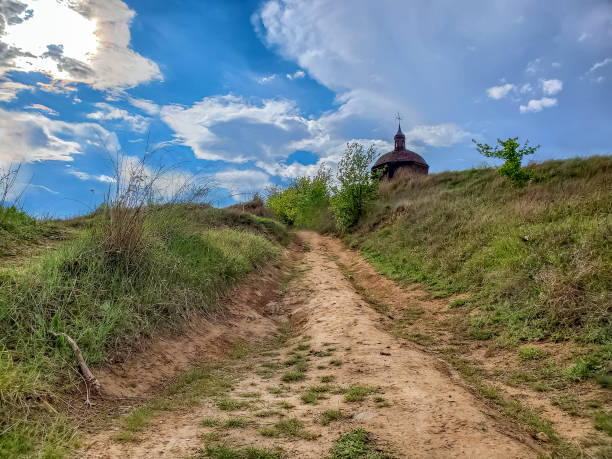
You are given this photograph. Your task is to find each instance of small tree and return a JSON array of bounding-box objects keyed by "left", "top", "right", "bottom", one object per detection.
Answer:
[
  {"left": 473, "top": 137, "right": 539, "bottom": 187},
  {"left": 331, "top": 142, "right": 380, "bottom": 232}
]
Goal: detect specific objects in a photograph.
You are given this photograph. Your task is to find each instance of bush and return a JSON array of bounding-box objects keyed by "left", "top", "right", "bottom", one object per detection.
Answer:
[
  {"left": 473, "top": 137, "right": 539, "bottom": 187},
  {"left": 266, "top": 166, "right": 332, "bottom": 229},
  {"left": 330, "top": 142, "right": 380, "bottom": 232}
]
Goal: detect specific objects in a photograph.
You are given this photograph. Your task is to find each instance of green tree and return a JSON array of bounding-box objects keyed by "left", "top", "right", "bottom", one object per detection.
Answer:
[
  {"left": 330, "top": 142, "right": 380, "bottom": 232},
  {"left": 265, "top": 165, "right": 331, "bottom": 228},
  {"left": 473, "top": 137, "right": 539, "bottom": 186}
]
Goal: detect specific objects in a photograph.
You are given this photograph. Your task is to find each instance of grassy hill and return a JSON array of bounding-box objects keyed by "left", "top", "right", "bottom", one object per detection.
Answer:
[
  {"left": 346, "top": 156, "right": 611, "bottom": 378},
  {"left": 0, "top": 203, "right": 287, "bottom": 458}
]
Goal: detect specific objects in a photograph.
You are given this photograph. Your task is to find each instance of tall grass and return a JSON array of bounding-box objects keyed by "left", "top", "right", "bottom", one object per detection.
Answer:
[
  {"left": 348, "top": 157, "right": 611, "bottom": 351},
  {"left": 0, "top": 201, "right": 286, "bottom": 456}
]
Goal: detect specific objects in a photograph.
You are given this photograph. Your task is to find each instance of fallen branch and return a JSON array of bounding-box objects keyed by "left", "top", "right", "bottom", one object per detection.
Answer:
[{"left": 50, "top": 331, "right": 100, "bottom": 405}]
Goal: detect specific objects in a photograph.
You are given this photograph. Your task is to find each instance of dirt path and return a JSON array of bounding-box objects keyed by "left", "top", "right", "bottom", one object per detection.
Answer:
[{"left": 80, "top": 231, "right": 539, "bottom": 458}]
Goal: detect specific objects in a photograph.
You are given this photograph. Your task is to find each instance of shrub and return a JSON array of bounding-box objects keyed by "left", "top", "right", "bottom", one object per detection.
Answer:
[
  {"left": 266, "top": 166, "right": 331, "bottom": 229},
  {"left": 330, "top": 142, "right": 381, "bottom": 232},
  {"left": 473, "top": 137, "right": 539, "bottom": 186}
]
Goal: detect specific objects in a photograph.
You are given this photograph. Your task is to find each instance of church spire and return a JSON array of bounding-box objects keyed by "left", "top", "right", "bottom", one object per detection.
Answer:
[{"left": 394, "top": 112, "right": 405, "bottom": 150}]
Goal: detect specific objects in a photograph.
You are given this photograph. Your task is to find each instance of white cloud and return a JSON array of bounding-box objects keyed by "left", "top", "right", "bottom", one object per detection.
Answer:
[
  {"left": 519, "top": 97, "right": 557, "bottom": 113},
  {"left": 286, "top": 70, "right": 305, "bottom": 79},
  {"left": 36, "top": 81, "right": 77, "bottom": 94},
  {"left": 160, "top": 94, "right": 311, "bottom": 163},
  {"left": 0, "top": 80, "right": 31, "bottom": 101},
  {"left": 0, "top": 0, "right": 161, "bottom": 90},
  {"left": 0, "top": 107, "right": 119, "bottom": 165},
  {"left": 403, "top": 124, "right": 470, "bottom": 148},
  {"left": 519, "top": 83, "right": 533, "bottom": 94},
  {"left": 486, "top": 83, "right": 515, "bottom": 99},
  {"left": 525, "top": 58, "right": 541, "bottom": 74},
  {"left": 257, "top": 74, "right": 277, "bottom": 84},
  {"left": 68, "top": 170, "right": 115, "bottom": 183},
  {"left": 588, "top": 57, "right": 612, "bottom": 73},
  {"left": 214, "top": 169, "right": 272, "bottom": 198},
  {"left": 25, "top": 104, "right": 59, "bottom": 116},
  {"left": 551, "top": 62, "right": 561, "bottom": 68},
  {"left": 128, "top": 97, "right": 160, "bottom": 116},
  {"left": 540, "top": 78, "right": 563, "bottom": 95},
  {"left": 86, "top": 102, "right": 150, "bottom": 133},
  {"left": 578, "top": 32, "right": 589, "bottom": 42}
]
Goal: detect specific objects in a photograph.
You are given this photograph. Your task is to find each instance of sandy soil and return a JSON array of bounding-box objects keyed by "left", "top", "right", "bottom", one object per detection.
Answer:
[{"left": 79, "top": 231, "right": 542, "bottom": 458}]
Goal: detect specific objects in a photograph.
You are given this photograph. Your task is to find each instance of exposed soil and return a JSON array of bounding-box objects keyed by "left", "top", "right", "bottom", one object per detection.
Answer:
[{"left": 79, "top": 232, "right": 560, "bottom": 458}]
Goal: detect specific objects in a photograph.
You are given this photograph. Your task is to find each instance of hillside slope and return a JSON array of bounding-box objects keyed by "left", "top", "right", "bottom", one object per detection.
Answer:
[
  {"left": 0, "top": 204, "right": 287, "bottom": 458},
  {"left": 340, "top": 156, "right": 611, "bottom": 453},
  {"left": 349, "top": 156, "right": 611, "bottom": 350}
]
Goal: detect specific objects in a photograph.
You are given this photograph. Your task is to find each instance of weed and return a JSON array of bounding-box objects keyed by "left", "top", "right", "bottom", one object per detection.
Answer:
[
  {"left": 296, "top": 344, "right": 310, "bottom": 351},
  {"left": 225, "top": 417, "right": 249, "bottom": 428},
  {"left": 517, "top": 346, "right": 547, "bottom": 361},
  {"left": 374, "top": 397, "right": 391, "bottom": 408},
  {"left": 552, "top": 395, "right": 581, "bottom": 417},
  {"left": 329, "top": 359, "right": 343, "bottom": 367},
  {"left": 240, "top": 392, "right": 260, "bottom": 398},
  {"left": 327, "top": 429, "right": 392, "bottom": 458},
  {"left": 301, "top": 385, "right": 331, "bottom": 405},
  {"left": 202, "top": 418, "right": 221, "bottom": 427},
  {"left": 281, "top": 370, "right": 306, "bottom": 382},
  {"left": 204, "top": 444, "right": 282, "bottom": 459},
  {"left": 277, "top": 401, "right": 294, "bottom": 410},
  {"left": 321, "top": 409, "right": 344, "bottom": 426},
  {"left": 266, "top": 386, "right": 284, "bottom": 395},
  {"left": 344, "top": 385, "right": 378, "bottom": 403},
  {"left": 267, "top": 418, "right": 318, "bottom": 440},
  {"left": 450, "top": 298, "right": 469, "bottom": 308},
  {"left": 593, "top": 410, "right": 612, "bottom": 436},
  {"left": 320, "top": 375, "right": 335, "bottom": 383},
  {"left": 122, "top": 406, "right": 153, "bottom": 432},
  {"left": 216, "top": 398, "right": 249, "bottom": 411}
]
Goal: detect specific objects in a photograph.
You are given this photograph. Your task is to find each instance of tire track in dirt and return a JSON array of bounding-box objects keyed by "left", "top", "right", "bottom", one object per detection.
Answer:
[{"left": 80, "top": 231, "right": 539, "bottom": 458}]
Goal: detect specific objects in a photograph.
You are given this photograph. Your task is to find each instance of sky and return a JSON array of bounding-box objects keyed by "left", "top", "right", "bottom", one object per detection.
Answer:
[{"left": 0, "top": 0, "right": 611, "bottom": 216}]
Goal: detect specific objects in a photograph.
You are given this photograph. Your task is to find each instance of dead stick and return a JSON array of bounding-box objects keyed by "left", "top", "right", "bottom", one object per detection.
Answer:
[{"left": 50, "top": 331, "right": 100, "bottom": 405}]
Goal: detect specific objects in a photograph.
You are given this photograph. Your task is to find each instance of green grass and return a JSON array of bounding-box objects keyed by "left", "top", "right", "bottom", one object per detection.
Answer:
[
  {"left": 344, "top": 385, "right": 378, "bottom": 403},
  {"left": 321, "top": 409, "right": 344, "bottom": 426},
  {"left": 225, "top": 417, "right": 249, "bottom": 428},
  {"left": 0, "top": 206, "right": 63, "bottom": 257},
  {"left": 301, "top": 385, "right": 332, "bottom": 405},
  {"left": 0, "top": 204, "right": 286, "bottom": 457},
  {"left": 449, "top": 354, "right": 581, "bottom": 456},
  {"left": 593, "top": 410, "right": 612, "bottom": 436},
  {"left": 204, "top": 444, "right": 282, "bottom": 459},
  {"left": 552, "top": 395, "right": 581, "bottom": 417},
  {"left": 259, "top": 418, "right": 318, "bottom": 440},
  {"left": 216, "top": 398, "right": 249, "bottom": 411},
  {"left": 517, "top": 346, "right": 547, "bottom": 361},
  {"left": 327, "top": 429, "right": 392, "bottom": 459},
  {"left": 281, "top": 368, "right": 306, "bottom": 382},
  {"left": 348, "top": 156, "right": 611, "bottom": 379}
]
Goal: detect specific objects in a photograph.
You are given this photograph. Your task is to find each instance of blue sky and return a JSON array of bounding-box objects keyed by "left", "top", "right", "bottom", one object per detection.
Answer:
[{"left": 0, "top": 0, "right": 611, "bottom": 217}]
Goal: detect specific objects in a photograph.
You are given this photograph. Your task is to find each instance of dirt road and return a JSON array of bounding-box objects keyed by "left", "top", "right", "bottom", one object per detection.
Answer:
[{"left": 81, "top": 231, "right": 539, "bottom": 458}]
